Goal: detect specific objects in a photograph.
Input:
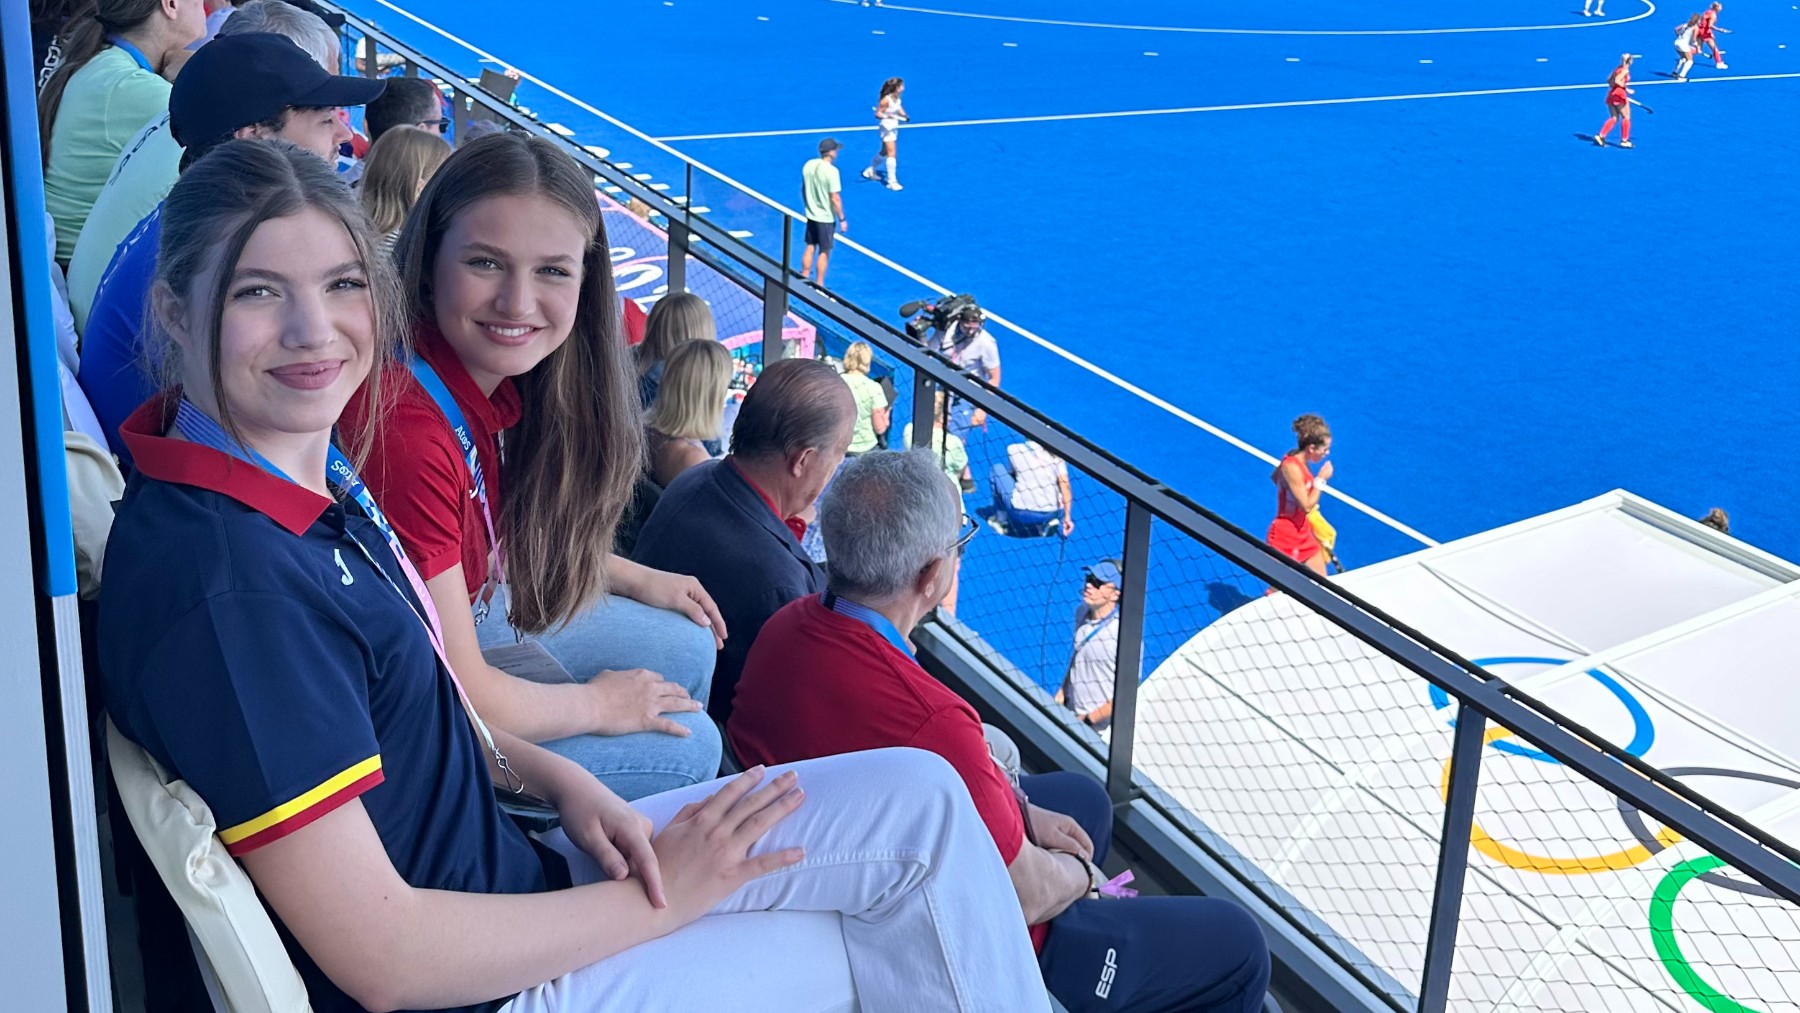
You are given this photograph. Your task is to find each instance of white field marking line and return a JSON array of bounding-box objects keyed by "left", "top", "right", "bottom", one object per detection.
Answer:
[
  {"left": 362, "top": 0, "right": 1438, "bottom": 544},
  {"left": 871, "top": 0, "right": 1655, "bottom": 35},
  {"left": 655, "top": 72, "right": 1800, "bottom": 141}
]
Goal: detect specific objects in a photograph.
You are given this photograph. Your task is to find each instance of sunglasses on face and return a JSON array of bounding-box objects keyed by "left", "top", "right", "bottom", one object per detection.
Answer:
[
  {"left": 418, "top": 117, "right": 451, "bottom": 134},
  {"left": 1084, "top": 575, "right": 1110, "bottom": 589}
]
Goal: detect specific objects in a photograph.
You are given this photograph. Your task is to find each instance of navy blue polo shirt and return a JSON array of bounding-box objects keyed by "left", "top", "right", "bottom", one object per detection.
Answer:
[{"left": 99, "top": 396, "right": 547, "bottom": 1013}]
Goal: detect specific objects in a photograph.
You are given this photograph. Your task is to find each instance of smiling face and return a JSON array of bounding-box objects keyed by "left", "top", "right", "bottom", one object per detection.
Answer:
[
  {"left": 429, "top": 193, "right": 589, "bottom": 394},
  {"left": 170, "top": 208, "right": 375, "bottom": 448}
]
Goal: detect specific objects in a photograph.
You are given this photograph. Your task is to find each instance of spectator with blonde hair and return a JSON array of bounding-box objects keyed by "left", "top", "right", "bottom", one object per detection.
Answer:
[
  {"left": 840, "top": 341, "right": 890, "bottom": 456},
  {"left": 646, "top": 339, "right": 732, "bottom": 488},
  {"left": 358, "top": 125, "right": 452, "bottom": 258},
  {"left": 635, "top": 292, "right": 717, "bottom": 408}
]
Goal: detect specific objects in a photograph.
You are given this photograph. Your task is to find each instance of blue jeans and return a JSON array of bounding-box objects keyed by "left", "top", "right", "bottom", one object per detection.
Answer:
[
  {"left": 1024, "top": 772, "right": 1271, "bottom": 1013},
  {"left": 477, "top": 588, "right": 722, "bottom": 800},
  {"left": 991, "top": 463, "right": 1060, "bottom": 531}
]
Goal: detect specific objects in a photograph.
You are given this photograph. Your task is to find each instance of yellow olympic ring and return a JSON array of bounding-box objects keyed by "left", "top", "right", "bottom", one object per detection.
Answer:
[{"left": 1439, "top": 727, "right": 1684, "bottom": 875}]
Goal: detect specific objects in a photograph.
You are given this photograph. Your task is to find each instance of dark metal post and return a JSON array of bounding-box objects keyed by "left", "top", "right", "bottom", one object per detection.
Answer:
[
  {"left": 404, "top": 60, "right": 417, "bottom": 78},
  {"left": 761, "top": 216, "right": 793, "bottom": 363},
  {"left": 667, "top": 220, "right": 688, "bottom": 295},
  {"left": 1105, "top": 500, "right": 1152, "bottom": 803},
  {"left": 450, "top": 85, "right": 469, "bottom": 143},
  {"left": 761, "top": 275, "right": 788, "bottom": 366},
  {"left": 1419, "top": 709, "right": 1486, "bottom": 1012},
  {"left": 667, "top": 165, "right": 691, "bottom": 295},
  {"left": 361, "top": 34, "right": 379, "bottom": 78},
  {"left": 911, "top": 370, "right": 935, "bottom": 450}
]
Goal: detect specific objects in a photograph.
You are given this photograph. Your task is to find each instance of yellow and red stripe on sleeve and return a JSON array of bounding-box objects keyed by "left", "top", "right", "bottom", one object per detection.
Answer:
[{"left": 217, "top": 755, "right": 383, "bottom": 855}]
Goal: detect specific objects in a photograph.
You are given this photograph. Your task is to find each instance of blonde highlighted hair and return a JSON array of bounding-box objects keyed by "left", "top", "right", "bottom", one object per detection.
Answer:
[
  {"left": 646, "top": 339, "right": 731, "bottom": 441},
  {"left": 359, "top": 126, "right": 452, "bottom": 237},
  {"left": 635, "top": 292, "right": 716, "bottom": 376}
]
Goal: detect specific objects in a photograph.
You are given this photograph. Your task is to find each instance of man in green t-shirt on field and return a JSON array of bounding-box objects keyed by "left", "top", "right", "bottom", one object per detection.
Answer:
[{"left": 801, "top": 137, "right": 847, "bottom": 286}]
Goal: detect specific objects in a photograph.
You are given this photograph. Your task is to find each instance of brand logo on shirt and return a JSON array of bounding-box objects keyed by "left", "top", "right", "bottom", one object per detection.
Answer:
[
  {"left": 334, "top": 548, "right": 355, "bottom": 586},
  {"left": 1095, "top": 947, "right": 1118, "bottom": 999}
]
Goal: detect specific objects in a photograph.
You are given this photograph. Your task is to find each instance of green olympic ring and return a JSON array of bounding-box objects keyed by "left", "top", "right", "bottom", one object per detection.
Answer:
[{"left": 1649, "top": 856, "right": 1764, "bottom": 1013}]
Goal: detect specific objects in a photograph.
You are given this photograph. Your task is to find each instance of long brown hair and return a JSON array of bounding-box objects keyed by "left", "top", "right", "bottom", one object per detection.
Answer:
[
  {"left": 877, "top": 76, "right": 903, "bottom": 102},
  {"left": 151, "top": 138, "right": 406, "bottom": 467},
  {"left": 394, "top": 131, "right": 641, "bottom": 634},
  {"left": 38, "top": 0, "right": 163, "bottom": 167}
]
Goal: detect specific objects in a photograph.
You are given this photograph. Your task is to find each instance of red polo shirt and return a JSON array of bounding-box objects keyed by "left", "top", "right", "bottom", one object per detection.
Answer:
[
  {"left": 729, "top": 595, "right": 1049, "bottom": 948},
  {"left": 339, "top": 324, "right": 521, "bottom": 599}
]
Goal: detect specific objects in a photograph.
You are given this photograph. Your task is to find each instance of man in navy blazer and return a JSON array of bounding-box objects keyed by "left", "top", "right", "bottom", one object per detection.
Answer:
[{"left": 633, "top": 357, "right": 855, "bottom": 721}]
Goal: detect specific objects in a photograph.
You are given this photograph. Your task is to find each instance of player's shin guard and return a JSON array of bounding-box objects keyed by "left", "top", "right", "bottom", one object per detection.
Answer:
[
  {"left": 1598, "top": 116, "right": 1618, "bottom": 139},
  {"left": 885, "top": 156, "right": 898, "bottom": 185},
  {"left": 1621, "top": 119, "right": 1632, "bottom": 142}
]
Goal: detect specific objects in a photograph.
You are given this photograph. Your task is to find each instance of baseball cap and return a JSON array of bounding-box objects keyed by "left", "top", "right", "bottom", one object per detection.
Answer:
[
  {"left": 170, "top": 33, "right": 388, "bottom": 148},
  {"left": 1084, "top": 560, "right": 1122, "bottom": 587},
  {"left": 818, "top": 137, "right": 842, "bottom": 155}
]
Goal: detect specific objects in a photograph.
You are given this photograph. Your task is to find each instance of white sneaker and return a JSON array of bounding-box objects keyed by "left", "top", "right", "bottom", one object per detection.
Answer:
[
  {"left": 1594, "top": 135, "right": 1607, "bottom": 147},
  {"left": 861, "top": 167, "right": 877, "bottom": 181},
  {"left": 1620, "top": 140, "right": 1634, "bottom": 149},
  {"left": 885, "top": 181, "right": 904, "bottom": 191},
  {"left": 1715, "top": 61, "right": 1728, "bottom": 70}
]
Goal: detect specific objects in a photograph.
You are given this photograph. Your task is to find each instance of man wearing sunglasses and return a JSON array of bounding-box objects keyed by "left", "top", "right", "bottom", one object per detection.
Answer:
[
  {"left": 730, "top": 451, "right": 1271, "bottom": 1013},
  {"left": 1056, "top": 560, "right": 1125, "bottom": 731}
]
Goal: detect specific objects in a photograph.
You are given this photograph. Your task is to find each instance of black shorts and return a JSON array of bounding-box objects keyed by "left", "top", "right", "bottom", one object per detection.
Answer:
[{"left": 804, "top": 218, "right": 836, "bottom": 251}]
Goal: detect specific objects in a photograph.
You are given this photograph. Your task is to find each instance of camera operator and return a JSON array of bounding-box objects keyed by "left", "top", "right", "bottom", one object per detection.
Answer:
[{"left": 932, "top": 303, "right": 1001, "bottom": 490}]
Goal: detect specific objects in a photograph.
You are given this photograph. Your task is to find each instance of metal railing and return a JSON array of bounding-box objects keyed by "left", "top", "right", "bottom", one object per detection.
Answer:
[{"left": 326, "top": 9, "right": 1800, "bottom": 1011}]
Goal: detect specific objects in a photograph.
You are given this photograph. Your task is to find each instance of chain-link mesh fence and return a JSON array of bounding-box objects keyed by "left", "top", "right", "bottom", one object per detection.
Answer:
[{"left": 327, "top": 13, "right": 1800, "bottom": 1011}]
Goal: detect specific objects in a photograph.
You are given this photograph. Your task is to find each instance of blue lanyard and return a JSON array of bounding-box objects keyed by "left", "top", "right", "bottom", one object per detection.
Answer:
[
  {"left": 407, "top": 356, "right": 503, "bottom": 581},
  {"left": 172, "top": 400, "right": 419, "bottom": 624},
  {"left": 1071, "top": 608, "right": 1118, "bottom": 664},
  {"left": 821, "top": 591, "right": 913, "bottom": 657},
  {"left": 172, "top": 399, "right": 523, "bottom": 787},
  {"left": 106, "top": 35, "right": 153, "bottom": 73}
]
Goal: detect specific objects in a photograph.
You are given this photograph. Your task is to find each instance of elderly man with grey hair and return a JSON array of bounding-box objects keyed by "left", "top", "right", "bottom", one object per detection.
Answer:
[
  {"left": 730, "top": 449, "right": 1271, "bottom": 1013},
  {"left": 633, "top": 356, "right": 856, "bottom": 722}
]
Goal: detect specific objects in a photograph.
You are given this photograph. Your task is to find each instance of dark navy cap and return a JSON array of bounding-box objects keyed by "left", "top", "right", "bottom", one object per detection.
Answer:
[{"left": 170, "top": 33, "right": 387, "bottom": 148}]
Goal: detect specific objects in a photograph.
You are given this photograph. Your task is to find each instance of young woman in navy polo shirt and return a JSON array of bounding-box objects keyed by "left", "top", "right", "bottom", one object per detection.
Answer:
[
  {"left": 341, "top": 132, "right": 726, "bottom": 800},
  {"left": 101, "top": 138, "right": 1049, "bottom": 1012}
]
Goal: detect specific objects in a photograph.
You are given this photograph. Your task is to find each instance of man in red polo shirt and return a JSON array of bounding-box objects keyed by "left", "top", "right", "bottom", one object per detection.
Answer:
[{"left": 731, "top": 450, "right": 1270, "bottom": 1012}]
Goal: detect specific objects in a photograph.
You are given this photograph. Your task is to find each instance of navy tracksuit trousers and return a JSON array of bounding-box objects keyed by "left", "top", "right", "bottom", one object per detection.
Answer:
[{"left": 1021, "top": 772, "right": 1271, "bottom": 1013}]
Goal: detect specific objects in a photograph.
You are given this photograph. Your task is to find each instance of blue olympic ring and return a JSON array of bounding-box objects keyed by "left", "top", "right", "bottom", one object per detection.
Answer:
[{"left": 1427, "top": 655, "right": 1655, "bottom": 764}]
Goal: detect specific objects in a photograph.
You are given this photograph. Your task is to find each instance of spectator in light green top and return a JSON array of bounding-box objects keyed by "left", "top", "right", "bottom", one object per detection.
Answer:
[
  {"left": 902, "top": 391, "right": 970, "bottom": 486},
  {"left": 840, "top": 341, "right": 890, "bottom": 455},
  {"left": 800, "top": 137, "right": 845, "bottom": 286},
  {"left": 39, "top": 0, "right": 206, "bottom": 263}
]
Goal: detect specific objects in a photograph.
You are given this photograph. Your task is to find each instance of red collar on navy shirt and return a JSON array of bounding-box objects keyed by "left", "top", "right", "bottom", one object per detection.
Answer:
[
  {"left": 119, "top": 393, "right": 334, "bottom": 537},
  {"left": 414, "top": 323, "right": 523, "bottom": 434},
  {"left": 727, "top": 457, "right": 808, "bottom": 541}
]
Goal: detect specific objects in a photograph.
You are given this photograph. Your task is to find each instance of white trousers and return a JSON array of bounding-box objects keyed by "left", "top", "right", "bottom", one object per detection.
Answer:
[{"left": 500, "top": 747, "right": 1050, "bottom": 1013}]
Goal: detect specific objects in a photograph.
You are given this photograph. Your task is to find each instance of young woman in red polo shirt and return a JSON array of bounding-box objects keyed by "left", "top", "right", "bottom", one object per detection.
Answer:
[
  {"left": 342, "top": 133, "right": 727, "bottom": 799},
  {"left": 105, "top": 137, "right": 1048, "bottom": 1013}
]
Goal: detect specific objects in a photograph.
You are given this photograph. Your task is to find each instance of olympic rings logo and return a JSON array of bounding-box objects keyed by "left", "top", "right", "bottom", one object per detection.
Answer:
[
  {"left": 1439, "top": 727, "right": 1684, "bottom": 875},
  {"left": 1649, "top": 855, "right": 1794, "bottom": 1013},
  {"left": 1428, "top": 656, "right": 1656, "bottom": 763}
]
